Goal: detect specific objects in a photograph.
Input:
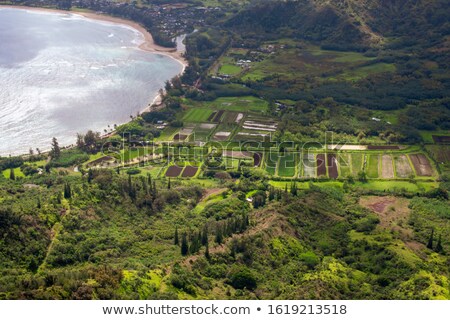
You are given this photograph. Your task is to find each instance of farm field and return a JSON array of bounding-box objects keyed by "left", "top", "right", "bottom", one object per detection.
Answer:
[
  {"left": 366, "top": 155, "right": 379, "bottom": 178},
  {"left": 351, "top": 153, "right": 363, "bottom": 175},
  {"left": 183, "top": 108, "right": 213, "bottom": 123},
  {"left": 409, "top": 154, "right": 433, "bottom": 177},
  {"left": 327, "top": 153, "right": 338, "bottom": 179},
  {"left": 181, "top": 166, "right": 198, "bottom": 177},
  {"left": 381, "top": 155, "right": 394, "bottom": 179},
  {"left": 302, "top": 153, "right": 316, "bottom": 178},
  {"left": 203, "top": 96, "right": 269, "bottom": 113},
  {"left": 265, "top": 151, "right": 278, "bottom": 175},
  {"left": 338, "top": 153, "right": 351, "bottom": 177},
  {"left": 223, "top": 157, "right": 240, "bottom": 169},
  {"left": 317, "top": 154, "right": 327, "bottom": 177},
  {"left": 120, "top": 147, "right": 152, "bottom": 163},
  {"left": 278, "top": 153, "right": 296, "bottom": 177},
  {"left": 425, "top": 145, "right": 450, "bottom": 173},
  {"left": 165, "top": 166, "right": 184, "bottom": 177},
  {"left": 395, "top": 155, "right": 413, "bottom": 178}
]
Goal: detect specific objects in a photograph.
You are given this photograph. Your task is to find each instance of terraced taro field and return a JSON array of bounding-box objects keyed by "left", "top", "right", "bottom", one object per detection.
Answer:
[
  {"left": 394, "top": 155, "right": 413, "bottom": 178},
  {"left": 337, "top": 154, "right": 351, "bottom": 177},
  {"left": 317, "top": 154, "right": 327, "bottom": 177},
  {"left": 278, "top": 153, "right": 296, "bottom": 177},
  {"left": 381, "top": 155, "right": 394, "bottom": 179},
  {"left": 302, "top": 153, "right": 316, "bottom": 178},
  {"left": 181, "top": 166, "right": 198, "bottom": 177},
  {"left": 327, "top": 154, "right": 339, "bottom": 179},
  {"left": 264, "top": 151, "right": 278, "bottom": 175},
  {"left": 366, "top": 155, "right": 379, "bottom": 178},
  {"left": 409, "top": 154, "right": 433, "bottom": 176},
  {"left": 165, "top": 166, "right": 184, "bottom": 177},
  {"left": 351, "top": 153, "right": 364, "bottom": 175}
]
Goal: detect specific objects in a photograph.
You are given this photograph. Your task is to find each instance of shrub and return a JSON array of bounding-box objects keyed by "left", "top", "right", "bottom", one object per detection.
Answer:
[{"left": 229, "top": 268, "right": 257, "bottom": 290}]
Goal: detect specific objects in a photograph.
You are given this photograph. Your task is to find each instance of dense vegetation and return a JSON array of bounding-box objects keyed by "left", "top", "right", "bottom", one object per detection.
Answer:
[
  {"left": 0, "top": 0, "right": 449, "bottom": 300},
  {"left": 0, "top": 169, "right": 448, "bottom": 299}
]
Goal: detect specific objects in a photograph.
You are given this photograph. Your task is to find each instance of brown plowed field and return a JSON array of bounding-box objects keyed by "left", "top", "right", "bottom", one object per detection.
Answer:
[
  {"left": 409, "top": 154, "right": 432, "bottom": 176},
  {"left": 327, "top": 154, "right": 338, "bottom": 179},
  {"left": 432, "top": 135, "right": 450, "bottom": 144},
  {"left": 317, "top": 154, "right": 326, "bottom": 177},
  {"left": 381, "top": 155, "right": 394, "bottom": 178},
  {"left": 212, "top": 110, "right": 225, "bottom": 123},
  {"left": 165, "top": 166, "right": 183, "bottom": 177},
  {"left": 182, "top": 166, "right": 198, "bottom": 177},
  {"left": 253, "top": 152, "right": 262, "bottom": 166},
  {"left": 395, "top": 155, "right": 413, "bottom": 178},
  {"left": 367, "top": 145, "right": 399, "bottom": 150},
  {"left": 173, "top": 134, "right": 188, "bottom": 141}
]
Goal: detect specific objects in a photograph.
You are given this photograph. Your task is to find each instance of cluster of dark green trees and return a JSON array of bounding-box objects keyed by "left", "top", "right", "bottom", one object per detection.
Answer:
[{"left": 175, "top": 213, "right": 250, "bottom": 259}]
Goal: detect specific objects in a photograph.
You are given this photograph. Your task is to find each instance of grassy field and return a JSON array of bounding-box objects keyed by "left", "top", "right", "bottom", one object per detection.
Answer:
[
  {"left": 2, "top": 167, "right": 25, "bottom": 179},
  {"left": 278, "top": 153, "right": 296, "bottom": 177},
  {"left": 120, "top": 147, "right": 152, "bottom": 163},
  {"left": 419, "top": 130, "right": 450, "bottom": 143},
  {"left": 183, "top": 108, "right": 214, "bottom": 122},
  {"left": 341, "top": 63, "right": 396, "bottom": 81},
  {"left": 218, "top": 63, "right": 241, "bottom": 75},
  {"left": 354, "top": 181, "right": 438, "bottom": 192},
  {"left": 265, "top": 151, "right": 278, "bottom": 175},
  {"left": 206, "top": 96, "right": 269, "bottom": 113},
  {"left": 223, "top": 157, "right": 240, "bottom": 169},
  {"left": 366, "top": 154, "right": 380, "bottom": 178},
  {"left": 338, "top": 153, "right": 351, "bottom": 177},
  {"left": 351, "top": 153, "right": 364, "bottom": 174},
  {"left": 241, "top": 45, "right": 394, "bottom": 83},
  {"left": 155, "top": 127, "right": 178, "bottom": 141}
]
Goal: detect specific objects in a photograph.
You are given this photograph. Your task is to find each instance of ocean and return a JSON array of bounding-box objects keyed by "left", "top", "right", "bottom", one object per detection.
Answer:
[{"left": 0, "top": 8, "right": 183, "bottom": 156}]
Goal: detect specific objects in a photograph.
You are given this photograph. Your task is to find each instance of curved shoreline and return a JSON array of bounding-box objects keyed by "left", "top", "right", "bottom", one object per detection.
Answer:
[
  {"left": 0, "top": 5, "right": 187, "bottom": 113},
  {"left": 1, "top": 5, "right": 187, "bottom": 66},
  {"left": 0, "top": 5, "right": 187, "bottom": 156}
]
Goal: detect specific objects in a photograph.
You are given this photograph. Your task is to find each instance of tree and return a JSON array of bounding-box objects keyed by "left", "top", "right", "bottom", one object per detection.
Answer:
[
  {"left": 268, "top": 186, "right": 275, "bottom": 201},
  {"left": 215, "top": 226, "right": 223, "bottom": 245},
  {"left": 87, "top": 169, "right": 93, "bottom": 183},
  {"left": 201, "top": 225, "right": 208, "bottom": 246},
  {"left": 230, "top": 269, "right": 257, "bottom": 290},
  {"left": 357, "top": 171, "right": 368, "bottom": 183},
  {"left": 76, "top": 133, "right": 85, "bottom": 150},
  {"left": 84, "top": 130, "right": 100, "bottom": 153},
  {"left": 205, "top": 241, "right": 210, "bottom": 260},
  {"left": 181, "top": 233, "right": 189, "bottom": 256},
  {"left": 290, "top": 181, "right": 298, "bottom": 196},
  {"left": 174, "top": 227, "right": 179, "bottom": 246},
  {"left": 51, "top": 137, "right": 61, "bottom": 159},
  {"left": 9, "top": 168, "right": 15, "bottom": 180},
  {"left": 168, "top": 178, "right": 171, "bottom": 190},
  {"left": 64, "top": 183, "right": 72, "bottom": 199},
  {"left": 435, "top": 234, "right": 444, "bottom": 253},
  {"left": 427, "top": 228, "right": 434, "bottom": 249}
]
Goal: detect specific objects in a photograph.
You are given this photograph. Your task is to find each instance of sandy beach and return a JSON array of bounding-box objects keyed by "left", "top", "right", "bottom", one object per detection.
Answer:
[
  {"left": 0, "top": 5, "right": 188, "bottom": 69},
  {"left": 1, "top": 5, "right": 187, "bottom": 113}
]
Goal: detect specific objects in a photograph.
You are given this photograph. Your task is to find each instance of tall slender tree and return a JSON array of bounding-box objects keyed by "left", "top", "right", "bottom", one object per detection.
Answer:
[
  {"left": 174, "top": 227, "right": 179, "bottom": 246},
  {"left": 181, "top": 233, "right": 189, "bottom": 256},
  {"left": 51, "top": 137, "right": 61, "bottom": 159},
  {"left": 427, "top": 228, "right": 434, "bottom": 249}
]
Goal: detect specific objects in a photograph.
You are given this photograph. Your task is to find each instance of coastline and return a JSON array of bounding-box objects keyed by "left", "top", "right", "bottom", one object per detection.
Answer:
[
  {"left": 0, "top": 5, "right": 187, "bottom": 69},
  {"left": 0, "top": 5, "right": 187, "bottom": 154}
]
